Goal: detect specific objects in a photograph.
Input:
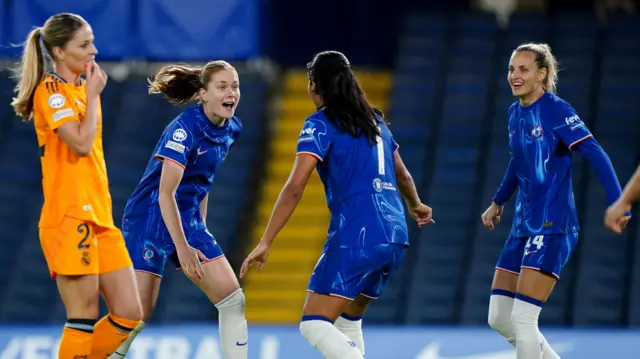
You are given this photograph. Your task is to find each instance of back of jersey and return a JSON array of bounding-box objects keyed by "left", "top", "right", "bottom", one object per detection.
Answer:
[{"left": 296, "top": 110, "right": 408, "bottom": 250}]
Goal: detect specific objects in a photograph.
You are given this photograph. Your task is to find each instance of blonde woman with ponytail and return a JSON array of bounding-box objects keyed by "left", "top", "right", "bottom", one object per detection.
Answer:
[
  {"left": 10, "top": 13, "right": 142, "bottom": 359},
  {"left": 481, "top": 43, "right": 629, "bottom": 359}
]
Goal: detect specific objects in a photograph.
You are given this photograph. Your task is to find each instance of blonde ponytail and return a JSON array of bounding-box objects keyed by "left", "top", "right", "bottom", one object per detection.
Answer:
[
  {"left": 538, "top": 44, "right": 558, "bottom": 94},
  {"left": 11, "top": 27, "right": 46, "bottom": 121}
]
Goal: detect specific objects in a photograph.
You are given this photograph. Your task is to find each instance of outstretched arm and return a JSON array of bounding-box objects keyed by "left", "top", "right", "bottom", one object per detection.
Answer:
[
  {"left": 574, "top": 137, "right": 623, "bottom": 206},
  {"left": 618, "top": 165, "right": 640, "bottom": 206},
  {"left": 394, "top": 151, "right": 420, "bottom": 208},
  {"left": 260, "top": 154, "right": 317, "bottom": 246}
]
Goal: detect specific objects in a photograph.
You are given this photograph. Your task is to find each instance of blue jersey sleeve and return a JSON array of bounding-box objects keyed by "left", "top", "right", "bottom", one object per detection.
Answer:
[
  {"left": 492, "top": 155, "right": 518, "bottom": 206},
  {"left": 296, "top": 116, "right": 333, "bottom": 161},
  {"left": 154, "top": 120, "right": 194, "bottom": 168},
  {"left": 550, "top": 102, "right": 592, "bottom": 150},
  {"left": 575, "top": 137, "right": 625, "bottom": 208}
]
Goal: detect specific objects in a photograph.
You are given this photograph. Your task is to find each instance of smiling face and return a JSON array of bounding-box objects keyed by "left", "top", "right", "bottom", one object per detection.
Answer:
[
  {"left": 508, "top": 50, "right": 547, "bottom": 103},
  {"left": 199, "top": 66, "right": 240, "bottom": 120}
]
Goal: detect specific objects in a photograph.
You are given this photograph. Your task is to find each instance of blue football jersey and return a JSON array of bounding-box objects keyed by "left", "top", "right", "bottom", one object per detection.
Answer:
[
  {"left": 502, "top": 92, "right": 592, "bottom": 237},
  {"left": 123, "top": 105, "right": 242, "bottom": 232},
  {"left": 296, "top": 109, "right": 409, "bottom": 251}
]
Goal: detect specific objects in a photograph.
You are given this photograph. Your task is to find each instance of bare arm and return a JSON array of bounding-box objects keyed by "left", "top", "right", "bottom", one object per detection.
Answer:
[
  {"left": 56, "top": 95, "right": 99, "bottom": 156},
  {"left": 394, "top": 151, "right": 420, "bottom": 208},
  {"left": 200, "top": 193, "right": 209, "bottom": 225},
  {"left": 158, "top": 160, "right": 189, "bottom": 249},
  {"left": 620, "top": 164, "right": 640, "bottom": 205},
  {"left": 260, "top": 154, "right": 317, "bottom": 246}
]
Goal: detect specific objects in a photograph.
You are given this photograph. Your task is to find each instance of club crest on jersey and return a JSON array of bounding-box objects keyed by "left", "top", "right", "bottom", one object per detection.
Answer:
[
  {"left": 531, "top": 126, "right": 544, "bottom": 139},
  {"left": 372, "top": 178, "right": 383, "bottom": 193},
  {"left": 48, "top": 94, "right": 65, "bottom": 109},
  {"left": 172, "top": 128, "right": 188, "bottom": 142},
  {"left": 143, "top": 247, "right": 156, "bottom": 260}
]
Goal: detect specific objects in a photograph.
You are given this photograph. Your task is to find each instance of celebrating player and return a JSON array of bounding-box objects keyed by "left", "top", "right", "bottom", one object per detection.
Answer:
[
  {"left": 605, "top": 164, "right": 640, "bottom": 233},
  {"left": 10, "top": 13, "right": 142, "bottom": 359},
  {"left": 482, "top": 43, "right": 630, "bottom": 359},
  {"left": 240, "top": 51, "right": 433, "bottom": 359},
  {"left": 111, "top": 61, "right": 248, "bottom": 359}
]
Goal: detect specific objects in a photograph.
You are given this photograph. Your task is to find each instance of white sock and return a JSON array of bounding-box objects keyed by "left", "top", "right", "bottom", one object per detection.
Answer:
[
  {"left": 108, "top": 321, "right": 146, "bottom": 358},
  {"left": 490, "top": 292, "right": 560, "bottom": 359},
  {"left": 488, "top": 293, "right": 517, "bottom": 345},
  {"left": 215, "top": 288, "right": 249, "bottom": 359},
  {"left": 300, "top": 318, "right": 363, "bottom": 359},
  {"left": 512, "top": 296, "right": 544, "bottom": 359},
  {"left": 335, "top": 314, "right": 365, "bottom": 356}
]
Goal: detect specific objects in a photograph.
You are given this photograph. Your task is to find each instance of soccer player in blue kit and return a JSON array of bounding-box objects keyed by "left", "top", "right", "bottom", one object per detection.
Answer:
[
  {"left": 110, "top": 61, "right": 249, "bottom": 359},
  {"left": 240, "top": 51, "right": 434, "bottom": 359},
  {"left": 482, "top": 43, "right": 630, "bottom": 359}
]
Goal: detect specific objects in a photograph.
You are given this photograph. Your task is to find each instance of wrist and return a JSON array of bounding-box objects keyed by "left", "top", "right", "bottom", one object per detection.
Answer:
[
  {"left": 175, "top": 240, "right": 190, "bottom": 250},
  {"left": 405, "top": 197, "right": 420, "bottom": 209},
  {"left": 619, "top": 194, "right": 633, "bottom": 208},
  {"left": 86, "top": 92, "right": 99, "bottom": 101},
  {"left": 259, "top": 237, "right": 272, "bottom": 247}
]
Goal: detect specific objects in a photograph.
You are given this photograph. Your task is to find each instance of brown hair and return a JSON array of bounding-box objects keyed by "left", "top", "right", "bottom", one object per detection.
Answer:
[
  {"left": 515, "top": 43, "right": 559, "bottom": 94},
  {"left": 11, "top": 13, "right": 88, "bottom": 121},
  {"left": 148, "top": 60, "right": 235, "bottom": 105}
]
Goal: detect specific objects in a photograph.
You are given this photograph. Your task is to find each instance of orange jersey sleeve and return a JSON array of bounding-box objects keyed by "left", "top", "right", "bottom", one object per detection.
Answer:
[
  {"left": 33, "top": 74, "right": 115, "bottom": 230},
  {"left": 36, "top": 77, "right": 80, "bottom": 130}
]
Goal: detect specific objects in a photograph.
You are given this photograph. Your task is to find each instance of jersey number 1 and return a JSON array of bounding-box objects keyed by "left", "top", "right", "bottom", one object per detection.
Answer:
[{"left": 376, "top": 130, "right": 385, "bottom": 175}]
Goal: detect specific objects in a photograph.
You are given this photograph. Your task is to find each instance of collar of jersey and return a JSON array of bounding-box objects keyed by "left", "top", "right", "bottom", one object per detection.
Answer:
[
  {"left": 518, "top": 91, "right": 550, "bottom": 110},
  {"left": 194, "top": 105, "right": 231, "bottom": 137},
  {"left": 47, "top": 72, "right": 85, "bottom": 86}
]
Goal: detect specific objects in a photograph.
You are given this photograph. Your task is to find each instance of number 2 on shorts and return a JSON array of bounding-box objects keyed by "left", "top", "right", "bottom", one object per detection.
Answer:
[{"left": 77, "top": 223, "right": 91, "bottom": 249}]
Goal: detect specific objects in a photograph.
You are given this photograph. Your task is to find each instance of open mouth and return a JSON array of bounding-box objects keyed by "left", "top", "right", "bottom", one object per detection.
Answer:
[
  {"left": 222, "top": 100, "right": 235, "bottom": 110},
  {"left": 511, "top": 81, "right": 524, "bottom": 90}
]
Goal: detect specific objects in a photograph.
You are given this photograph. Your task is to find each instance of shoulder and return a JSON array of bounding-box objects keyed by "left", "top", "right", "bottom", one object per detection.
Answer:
[
  {"left": 229, "top": 116, "right": 243, "bottom": 133},
  {"left": 304, "top": 110, "right": 332, "bottom": 131},
  {"left": 543, "top": 93, "right": 579, "bottom": 126},
  {"left": 544, "top": 92, "right": 576, "bottom": 115},
  {"left": 507, "top": 101, "right": 519, "bottom": 116},
  {"left": 164, "top": 112, "right": 196, "bottom": 141},
  {"left": 34, "top": 75, "right": 68, "bottom": 107}
]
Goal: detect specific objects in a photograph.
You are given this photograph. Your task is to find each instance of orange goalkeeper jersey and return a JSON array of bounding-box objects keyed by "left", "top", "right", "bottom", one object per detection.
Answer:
[{"left": 32, "top": 73, "right": 114, "bottom": 229}]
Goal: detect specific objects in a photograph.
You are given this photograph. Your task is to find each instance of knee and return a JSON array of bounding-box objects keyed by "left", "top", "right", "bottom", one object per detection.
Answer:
[
  {"left": 510, "top": 295, "right": 542, "bottom": 332},
  {"left": 140, "top": 302, "right": 153, "bottom": 323},
  {"left": 488, "top": 301, "right": 511, "bottom": 332},
  {"left": 215, "top": 288, "right": 246, "bottom": 312},
  {"left": 111, "top": 299, "right": 143, "bottom": 322},
  {"left": 300, "top": 317, "right": 329, "bottom": 340},
  {"left": 117, "top": 305, "right": 143, "bottom": 322},
  {"left": 335, "top": 314, "right": 362, "bottom": 335},
  {"left": 488, "top": 294, "right": 517, "bottom": 344}
]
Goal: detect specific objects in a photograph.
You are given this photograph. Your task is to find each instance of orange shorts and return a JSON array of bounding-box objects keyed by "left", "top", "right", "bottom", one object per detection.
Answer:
[{"left": 39, "top": 216, "right": 133, "bottom": 278}]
